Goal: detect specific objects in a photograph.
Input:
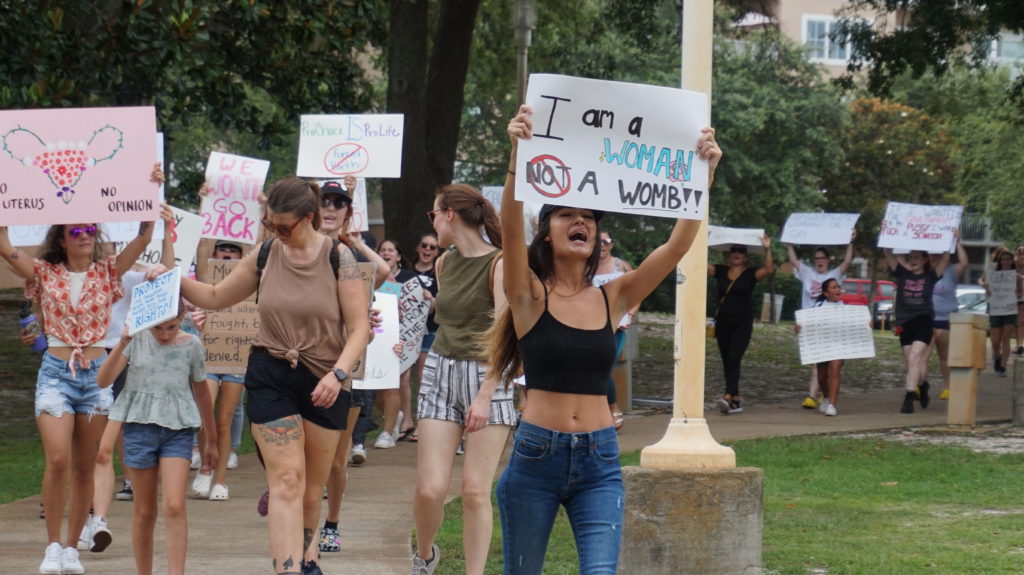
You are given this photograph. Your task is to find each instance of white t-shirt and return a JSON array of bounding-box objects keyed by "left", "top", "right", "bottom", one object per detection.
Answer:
[{"left": 795, "top": 263, "right": 844, "bottom": 310}]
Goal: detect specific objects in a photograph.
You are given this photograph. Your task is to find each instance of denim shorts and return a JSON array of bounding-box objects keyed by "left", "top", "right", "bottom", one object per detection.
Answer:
[
  {"left": 497, "top": 420, "right": 623, "bottom": 575},
  {"left": 35, "top": 352, "right": 114, "bottom": 418},
  {"left": 122, "top": 423, "right": 194, "bottom": 469},
  {"left": 208, "top": 373, "right": 246, "bottom": 385},
  {"left": 417, "top": 351, "right": 516, "bottom": 426}
]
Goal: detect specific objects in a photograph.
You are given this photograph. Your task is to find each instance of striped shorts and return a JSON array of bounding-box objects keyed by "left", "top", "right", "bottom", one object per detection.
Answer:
[{"left": 417, "top": 351, "right": 517, "bottom": 426}]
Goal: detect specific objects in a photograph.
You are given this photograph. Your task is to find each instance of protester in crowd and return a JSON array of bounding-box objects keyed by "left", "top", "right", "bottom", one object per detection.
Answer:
[
  {"left": 155, "top": 176, "right": 370, "bottom": 574},
  {"left": 410, "top": 184, "right": 512, "bottom": 575},
  {"left": 794, "top": 278, "right": 845, "bottom": 416},
  {"left": 708, "top": 236, "right": 774, "bottom": 415},
  {"left": 491, "top": 105, "right": 715, "bottom": 574},
  {"left": 374, "top": 239, "right": 418, "bottom": 449},
  {"left": 1015, "top": 244, "right": 1024, "bottom": 356},
  {"left": 591, "top": 231, "right": 638, "bottom": 430},
  {"left": 0, "top": 165, "right": 164, "bottom": 575},
  {"left": 411, "top": 231, "right": 440, "bottom": 443},
  {"left": 96, "top": 304, "right": 216, "bottom": 575},
  {"left": 979, "top": 246, "right": 1021, "bottom": 377},
  {"left": 929, "top": 238, "right": 968, "bottom": 399},
  {"left": 883, "top": 234, "right": 954, "bottom": 413},
  {"left": 785, "top": 239, "right": 854, "bottom": 409}
]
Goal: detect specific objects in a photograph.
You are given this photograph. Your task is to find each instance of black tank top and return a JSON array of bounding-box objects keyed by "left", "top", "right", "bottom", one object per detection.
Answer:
[{"left": 519, "top": 285, "right": 616, "bottom": 395}]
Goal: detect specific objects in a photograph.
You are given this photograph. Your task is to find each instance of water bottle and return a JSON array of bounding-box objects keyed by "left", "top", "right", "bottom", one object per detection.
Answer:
[{"left": 19, "top": 304, "right": 47, "bottom": 353}]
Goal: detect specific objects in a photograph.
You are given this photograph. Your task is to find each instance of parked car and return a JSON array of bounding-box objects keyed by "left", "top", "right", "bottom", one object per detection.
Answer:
[
  {"left": 956, "top": 285, "right": 986, "bottom": 311},
  {"left": 840, "top": 278, "right": 897, "bottom": 329}
]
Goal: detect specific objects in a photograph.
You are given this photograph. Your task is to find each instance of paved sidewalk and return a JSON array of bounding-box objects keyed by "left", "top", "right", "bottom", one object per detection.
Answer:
[{"left": 2, "top": 369, "right": 1014, "bottom": 574}]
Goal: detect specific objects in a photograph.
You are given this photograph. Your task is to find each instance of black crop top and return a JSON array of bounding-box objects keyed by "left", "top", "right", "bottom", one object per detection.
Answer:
[{"left": 518, "top": 285, "right": 617, "bottom": 395}]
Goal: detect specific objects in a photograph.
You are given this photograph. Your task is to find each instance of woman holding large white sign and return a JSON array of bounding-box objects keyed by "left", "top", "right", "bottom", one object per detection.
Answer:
[
  {"left": 489, "top": 106, "right": 718, "bottom": 574},
  {"left": 978, "top": 247, "right": 1021, "bottom": 377}
]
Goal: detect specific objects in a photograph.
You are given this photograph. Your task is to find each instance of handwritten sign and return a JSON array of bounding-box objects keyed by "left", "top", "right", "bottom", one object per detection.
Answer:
[
  {"left": 988, "top": 269, "right": 1018, "bottom": 316},
  {"left": 795, "top": 305, "right": 875, "bottom": 364},
  {"left": 200, "top": 259, "right": 257, "bottom": 374},
  {"left": 199, "top": 152, "right": 269, "bottom": 245},
  {"left": 297, "top": 114, "right": 404, "bottom": 179},
  {"left": 708, "top": 226, "right": 766, "bottom": 254},
  {"left": 127, "top": 267, "right": 181, "bottom": 335},
  {"left": 113, "top": 206, "right": 203, "bottom": 274},
  {"left": 313, "top": 177, "right": 369, "bottom": 232},
  {"left": 878, "top": 202, "right": 962, "bottom": 252},
  {"left": 781, "top": 213, "right": 859, "bottom": 245},
  {"left": 356, "top": 292, "right": 400, "bottom": 390},
  {"left": 398, "top": 277, "right": 430, "bottom": 371},
  {"left": 0, "top": 107, "right": 160, "bottom": 226},
  {"left": 513, "top": 74, "right": 709, "bottom": 220}
]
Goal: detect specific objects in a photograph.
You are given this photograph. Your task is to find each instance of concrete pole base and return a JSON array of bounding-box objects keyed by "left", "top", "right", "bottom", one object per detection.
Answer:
[
  {"left": 621, "top": 466, "right": 763, "bottom": 575},
  {"left": 640, "top": 418, "right": 736, "bottom": 469}
]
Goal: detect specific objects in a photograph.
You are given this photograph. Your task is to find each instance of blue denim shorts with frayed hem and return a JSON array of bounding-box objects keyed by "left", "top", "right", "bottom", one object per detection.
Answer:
[
  {"left": 35, "top": 352, "right": 113, "bottom": 418},
  {"left": 122, "top": 423, "right": 194, "bottom": 469}
]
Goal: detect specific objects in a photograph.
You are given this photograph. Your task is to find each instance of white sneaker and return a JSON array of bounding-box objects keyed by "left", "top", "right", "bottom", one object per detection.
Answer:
[
  {"left": 208, "top": 483, "right": 230, "bottom": 501},
  {"left": 374, "top": 431, "right": 396, "bottom": 449},
  {"left": 825, "top": 404, "right": 837, "bottom": 417},
  {"left": 77, "top": 515, "right": 94, "bottom": 551},
  {"left": 191, "top": 471, "right": 213, "bottom": 498},
  {"left": 61, "top": 546, "right": 85, "bottom": 574},
  {"left": 227, "top": 452, "right": 239, "bottom": 470},
  {"left": 350, "top": 444, "right": 366, "bottom": 466},
  {"left": 90, "top": 516, "right": 112, "bottom": 552},
  {"left": 190, "top": 450, "right": 201, "bottom": 470},
  {"left": 818, "top": 398, "right": 830, "bottom": 414},
  {"left": 39, "top": 542, "right": 62, "bottom": 574}
]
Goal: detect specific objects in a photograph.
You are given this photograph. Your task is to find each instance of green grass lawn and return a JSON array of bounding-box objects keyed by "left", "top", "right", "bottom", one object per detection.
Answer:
[{"left": 430, "top": 437, "right": 1024, "bottom": 575}]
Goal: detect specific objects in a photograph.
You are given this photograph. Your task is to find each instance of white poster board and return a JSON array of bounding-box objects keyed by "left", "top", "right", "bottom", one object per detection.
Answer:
[
  {"left": 356, "top": 292, "right": 400, "bottom": 390},
  {"left": 708, "top": 226, "right": 766, "bottom": 254},
  {"left": 199, "top": 152, "right": 270, "bottom": 245},
  {"left": 113, "top": 206, "right": 203, "bottom": 274},
  {"left": 878, "top": 202, "right": 962, "bottom": 252},
  {"left": 781, "top": 213, "right": 859, "bottom": 245},
  {"left": 398, "top": 277, "right": 430, "bottom": 371},
  {"left": 127, "top": 267, "right": 181, "bottom": 335},
  {"left": 795, "top": 305, "right": 875, "bottom": 364},
  {"left": 513, "top": 74, "right": 709, "bottom": 220},
  {"left": 297, "top": 114, "right": 404, "bottom": 179},
  {"left": 988, "top": 269, "right": 1018, "bottom": 316}
]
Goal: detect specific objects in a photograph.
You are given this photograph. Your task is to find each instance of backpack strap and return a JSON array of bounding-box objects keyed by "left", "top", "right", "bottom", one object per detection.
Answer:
[
  {"left": 255, "top": 238, "right": 275, "bottom": 304},
  {"left": 329, "top": 239, "right": 340, "bottom": 280}
]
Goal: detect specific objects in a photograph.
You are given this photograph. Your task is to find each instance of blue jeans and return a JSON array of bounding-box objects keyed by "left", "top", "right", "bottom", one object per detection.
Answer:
[
  {"left": 497, "top": 420, "right": 624, "bottom": 575},
  {"left": 35, "top": 351, "right": 112, "bottom": 417}
]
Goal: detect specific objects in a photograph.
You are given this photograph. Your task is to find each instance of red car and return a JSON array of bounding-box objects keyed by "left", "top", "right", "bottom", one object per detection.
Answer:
[{"left": 839, "top": 278, "right": 896, "bottom": 307}]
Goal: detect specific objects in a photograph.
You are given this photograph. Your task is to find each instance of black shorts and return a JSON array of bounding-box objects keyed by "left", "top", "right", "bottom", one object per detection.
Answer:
[
  {"left": 898, "top": 315, "right": 934, "bottom": 347},
  {"left": 244, "top": 347, "right": 350, "bottom": 431}
]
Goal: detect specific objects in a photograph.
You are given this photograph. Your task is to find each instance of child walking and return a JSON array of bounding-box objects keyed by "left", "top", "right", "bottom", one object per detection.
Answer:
[{"left": 97, "top": 304, "right": 217, "bottom": 575}]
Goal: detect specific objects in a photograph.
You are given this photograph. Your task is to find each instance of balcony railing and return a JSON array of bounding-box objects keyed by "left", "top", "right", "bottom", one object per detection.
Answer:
[{"left": 960, "top": 213, "right": 1000, "bottom": 245}]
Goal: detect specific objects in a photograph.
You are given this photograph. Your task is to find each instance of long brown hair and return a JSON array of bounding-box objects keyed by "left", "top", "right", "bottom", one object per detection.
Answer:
[
  {"left": 39, "top": 224, "right": 107, "bottom": 265},
  {"left": 436, "top": 184, "right": 502, "bottom": 249},
  {"left": 266, "top": 176, "right": 322, "bottom": 231}
]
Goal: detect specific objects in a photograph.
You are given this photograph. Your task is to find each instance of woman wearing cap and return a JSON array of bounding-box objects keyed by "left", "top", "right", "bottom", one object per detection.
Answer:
[
  {"left": 156, "top": 176, "right": 370, "bottom": 575},
  {"left": 707, "top": 235, "right": 773, "bottom": 415},
  {"left": 491, "top": 106, "right": 718, "bottom": 574},
  {"left": 410, "top": 183, "right": 512, "bottom": 575},
  {"left": 591, "top": 231, "right": 637, "bottom": 429}
]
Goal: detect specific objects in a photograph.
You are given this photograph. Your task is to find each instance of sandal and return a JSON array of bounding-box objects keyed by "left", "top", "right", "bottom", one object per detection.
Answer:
[
  {"left": 407, "top": 431, "right": 419, "bottom": 443},
  {"left": 396, "top": 427, "right": 416, "bottom": 442}
]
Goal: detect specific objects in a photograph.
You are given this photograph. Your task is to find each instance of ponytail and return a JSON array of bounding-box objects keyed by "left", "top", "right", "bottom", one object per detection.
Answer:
[{"left": 437, "top": 184, "right": 502, "bottom": 248}]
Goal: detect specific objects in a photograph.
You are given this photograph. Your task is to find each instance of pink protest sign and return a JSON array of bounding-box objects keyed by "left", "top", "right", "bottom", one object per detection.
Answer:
[
  {"left": 199, "top": 151, "right": 270, "bottom": 245},
  {"left": 0, "top": 106, "right": 159, "bottom": 226}
]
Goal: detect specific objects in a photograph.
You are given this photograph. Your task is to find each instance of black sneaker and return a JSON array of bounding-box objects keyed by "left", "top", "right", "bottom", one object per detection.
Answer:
[
  {"left": 900, "top": 391, "right": 915, "bottom": 414},
  {"left": 115, "top": 481, "right": 133, "bottom": 501},
  {"left": 918, "top": 380, "right": 930, "bottom": 409},
  {"left": 995, "top": 358, "right": 1004, "bottom": 374},
  {"left": 1015, "top": 346, "right": 1024, "bottom": 356},
  {"left": 301, "top": 559, "right": 324, "bottom": 575},
  {"left": 728, "top": 400, "right": 744, "bottom": 414}
]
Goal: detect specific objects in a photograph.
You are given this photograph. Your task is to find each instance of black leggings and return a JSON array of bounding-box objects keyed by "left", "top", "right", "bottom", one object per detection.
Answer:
[{"left": 715, "top": 316, "right": 753, "bottom": 397}]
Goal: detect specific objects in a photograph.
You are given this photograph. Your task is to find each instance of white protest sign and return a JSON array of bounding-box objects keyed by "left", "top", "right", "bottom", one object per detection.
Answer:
[
  {"left": 481, "top": 186, "right": 503, "bottom": 215},
  {"left": 356, "top": 292, "right": 400, "bottom": 390},
  {"left": 795, "top": 305, "right": 875, "bottom": 364},
  {"left": 708, "top": 226, "right": 766, "bottom": 254},
  {"left": 114, "top": 206, "right": 203, "bottom": 274},
  {"left": 781, "top": 213, "right": 859, "bottom": 245},
  {"left": 199, "top": 152, "right": 269, "bottom": 245},
  {"left": 127, "top": 267, "right": 181, "bottom": 335},
  {"left": 398, "top": 277, "right": 430, "bottom": 371},
  {"left": 313, "top": 177, "right": 369, "bottom": 232},
  {"left": 987, "top": 269, "right": 1018, "bottom": 316},
  {"left": 297, "top": 114, "right": 404, "bottom": 179},
  {"left": 514, "top": 74, "right": 709, "bottom": 220},
  {"left": 878, "top": 202, "right": 962, "bottom": 252}
]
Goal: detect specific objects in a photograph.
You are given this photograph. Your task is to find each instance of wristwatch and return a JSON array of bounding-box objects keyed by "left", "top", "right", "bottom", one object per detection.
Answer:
[{"left": 333, "top": 368, "right": 348, "bottom": 382}]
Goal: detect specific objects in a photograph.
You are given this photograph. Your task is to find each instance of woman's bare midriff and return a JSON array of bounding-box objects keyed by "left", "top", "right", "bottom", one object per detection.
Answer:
[
  {"left": 47, "top": 346, "right": 107, "bottom": 361},
  {"left": 520, "top": 389, "right": 614, "bottom": 433}
]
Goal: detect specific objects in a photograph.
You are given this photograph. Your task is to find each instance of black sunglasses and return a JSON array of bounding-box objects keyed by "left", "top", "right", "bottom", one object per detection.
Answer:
[
  {"left": 261, "top": 217, "right": 304, "bottom": 239},
  {"left": 68, "top": 226, "right": 98, "bottom": 239},
  {"left": 321, "top": 196, "right": 351, "bottom": 210},
  {"left": 729, "top": 246, "right": 747, "bottom": 254},
  {"left": 420, "top": 242, "right": 438, "bottom": 250}
]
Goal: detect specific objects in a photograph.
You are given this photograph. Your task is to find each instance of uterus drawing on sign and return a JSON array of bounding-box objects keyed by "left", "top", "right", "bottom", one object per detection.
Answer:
[{"left": 2, "top": 124, "right": 125, "bottom": 204}]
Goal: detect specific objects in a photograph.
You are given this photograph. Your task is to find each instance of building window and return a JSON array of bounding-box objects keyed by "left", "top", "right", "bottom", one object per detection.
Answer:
[
  {"left": 993, "top": 32, "right": 1024, "bottom": 63},
  {"left": 802, "top": 15, "right": 850, "bottom": 65}
]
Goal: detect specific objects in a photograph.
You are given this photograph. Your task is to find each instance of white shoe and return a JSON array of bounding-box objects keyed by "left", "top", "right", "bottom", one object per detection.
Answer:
[
  {"left": 39, "top": 542, "right": 62, "bottom": 574},
  {"left": 208, "top": 483, "right": 230, "bottom": 501},
  {"left": 190, "top": 450, "right": 201, "bottom": 470},
  {"left": 818, "top": 398, "right": 830, "bottom": 414},
  {"left": 61, "top": 546, "right": 85, "bottom": 574},
  {"left": 191, "top": 471, "right": 213, "bottom": 498},
  {"left": 825, "top": 404, "right": 837, "bottom": 417},
  {"left": 90, "top": 516, "right": 112, "bottom": 552},
  {"left": 374, "top": 431, "right": 396, "bottom": 449},
  {"left": 227, "top": 452, "right": 239, "bottom": 470},
  {"left": 77, "top": 515, "right": 94, "bottom": 551},
  {"left": 350, "top": 444, "right": 366, "bottom": 465}
]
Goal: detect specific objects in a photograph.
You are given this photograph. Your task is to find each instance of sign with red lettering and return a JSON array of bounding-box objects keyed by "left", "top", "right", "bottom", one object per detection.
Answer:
[
  {"left": 199, "top": 152, "right": 269, "bottom": 245},
  {"left": 878, "top": 201, "right": 962, "bottom": 253},
  {"left": 296, "top": 114, "right": 404, "bottom": 179}
]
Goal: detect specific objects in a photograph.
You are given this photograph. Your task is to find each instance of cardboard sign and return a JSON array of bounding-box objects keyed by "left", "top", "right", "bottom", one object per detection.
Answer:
[
  {"left": 781, "top": 213, "right": 859, "bottom": 245},
  {"left": 313, "top": 177, "right": 369, "bottom": 232},
  {"left": 513, "top": 74, "right": 709, "bottom": 220},
  {"left": 297, "top": 114, "right": 404, "bottom": 179},
  {"left": 397, "top": 277, "right": 430, "bottom": 371},
  {"left": 199, "top": 152, "right": 270, "bottom": 245},
  {"left": 708, "top": 226, "right": 766, "bottom": 254},
  {"left": 200, "top": 259, "right": 256, "bottom": 375},
  {"left": 356, "top": 292, "right": 400, "bottom": 390},
  {"left": 127, "top": 267, "right": 181, "bottom": 335},
  {"left": 0, "top": 107, "right": 160, "bottom": 226},
  {"left": 988, "top": 269, "right": 1018, "bottom": 316},
  {"left": 347, "top": 262, "right": 377, "bottom": 380},
  {"left": 878, "top": 202, "right": 962, "bottom": 252},
  {"left": 795, "top": 305, "right": 875, "bottom": 364}
]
